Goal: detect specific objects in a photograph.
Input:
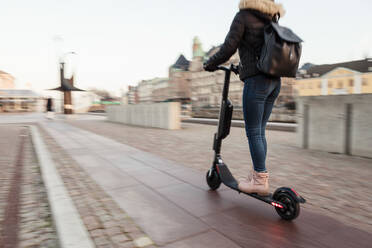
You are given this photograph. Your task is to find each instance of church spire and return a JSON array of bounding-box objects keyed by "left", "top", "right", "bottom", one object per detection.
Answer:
[{"left": 192, "top": 36, "right": 205, "bottom": 59}]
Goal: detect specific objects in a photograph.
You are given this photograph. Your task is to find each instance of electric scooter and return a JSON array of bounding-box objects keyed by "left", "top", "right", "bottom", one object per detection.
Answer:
[{"left": 206, "top": 64, "right": 306, "bottom": 221}]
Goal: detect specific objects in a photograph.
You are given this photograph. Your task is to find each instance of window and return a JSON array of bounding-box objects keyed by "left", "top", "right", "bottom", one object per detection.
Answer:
[
  {"left": 329, "top": 82, "right": 333, "bottom": 88},
  {"left": 338, "top": 81, "right": 343, "bottom": 88},
  {"left": 363, "top": 78, "right": 368, "bottom": 86},
  {"left": 21, "top": 100, "right": 28, "bottom": 110},
  {"left": 318, "top": 82, "right": 321, "bottom": 88},
  {"left": 349, "top": 79, "right": 354, "bottom": 87}
]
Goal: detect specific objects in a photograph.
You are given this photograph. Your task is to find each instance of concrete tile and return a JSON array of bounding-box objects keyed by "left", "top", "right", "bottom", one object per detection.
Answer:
[
  {"left": 200, "top": 203, "right": 372, "bottom": 248},
  {"left": 166, "top": 167, "right": 211, "bottom": 190},
  {"left": 157, "top": 183, "right": 236, "bottom": 217},
  {"left": 201, "top": 212, "right": 298, "bottom": 248},
  {"left": 107, "top": 155, "right": 150, "bottom": 172},
  {"left": 88, "top": 166, "right": 141, "bottom": 191},
  {"left": 66, "top": 148, "right": 91, "bottom": 156},
  {"left": 125, "top": 167, "right": 183, "bottom": 189},
  {"left": 162, "top": 230, "right": 241, "bottom": 248},
  {"left": 316, "top": 225, "right": 372, "bottom": 248},
  {"left": 130, "top": 153, "right": 183, "bottom": 172},
  {"left": 70, "top": 154, "right": 108, "bottom": 169},
  {"left": 109, "top": 185, "right": 209, "bottom": 245},
  {"left": 96, "top": 149, "right": 130, "bottom": 159},
  {"left": 47, "top": 132, "right": 83, "bottom": 150}
]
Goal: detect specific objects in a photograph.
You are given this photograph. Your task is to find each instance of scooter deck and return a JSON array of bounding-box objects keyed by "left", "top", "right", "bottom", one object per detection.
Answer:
[
  {"left": 216, "top": 163, "right": 274, "bottom": 203},
  {"left": 216, "top": 163, "right": 239, "bottom": 190}
]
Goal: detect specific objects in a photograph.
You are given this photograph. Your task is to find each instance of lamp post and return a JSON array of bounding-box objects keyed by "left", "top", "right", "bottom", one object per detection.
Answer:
[
  {"left": 49, "top": 51, "right": 84, "bottom": 114},
  {"left": 60, "top": 52, "right": 76, "bottom": 114}
]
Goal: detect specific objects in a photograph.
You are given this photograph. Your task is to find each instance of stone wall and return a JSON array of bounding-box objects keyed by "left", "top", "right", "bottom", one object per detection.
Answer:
[
  {"left": 107, "top": 102, "right": 181, "bottom": 130},
  {"left": 297, "top": 94, "right": 372, "bottom": 158},
  {"left": 192, "top": 107, "right": 296, "bottom": 123}
]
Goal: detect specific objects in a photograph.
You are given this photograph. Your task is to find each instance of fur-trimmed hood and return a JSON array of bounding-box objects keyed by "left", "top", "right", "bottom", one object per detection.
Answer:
[{"left": 239, "top": 0, "right": 285, "bottom": 17}]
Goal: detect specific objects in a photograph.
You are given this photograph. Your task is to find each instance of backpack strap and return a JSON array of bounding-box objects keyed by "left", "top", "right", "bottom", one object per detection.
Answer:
[{"left": 273, "top": 13, "right": 280, "bottom": 23}]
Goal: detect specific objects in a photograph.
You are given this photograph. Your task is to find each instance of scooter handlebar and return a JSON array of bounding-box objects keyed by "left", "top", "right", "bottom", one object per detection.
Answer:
[{"left": 217, "top": 64, "right": 239, "bottom": 75}]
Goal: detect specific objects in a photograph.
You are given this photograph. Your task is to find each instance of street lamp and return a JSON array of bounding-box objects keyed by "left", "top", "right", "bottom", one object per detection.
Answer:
[
  {"left": 49, "top": 51, "right": 85, "bottom": 114},
  {"left": 60, "top": 51, "right": 77, "bottom": 63},
  {"left": 61, "top": 52, "right": 76, "bottom": 114}
]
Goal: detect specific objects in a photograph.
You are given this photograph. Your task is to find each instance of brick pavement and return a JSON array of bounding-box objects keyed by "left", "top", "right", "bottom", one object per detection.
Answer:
[
  {"left": 66, "top": 119, "right": 372, "bottom": 234},
  {"left": 38, "top": 125, "right": 156, "bottom": 248},
  {"left": 0, "top": 126, "right": 59, "bottom": 248},
  {"left": 0, "top": 126, "right": 19, "bottom": 246}
]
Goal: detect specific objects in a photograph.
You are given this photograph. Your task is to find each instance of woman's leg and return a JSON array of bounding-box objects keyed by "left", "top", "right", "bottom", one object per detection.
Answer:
[
  {"left": 261, "top": 79, "right": 281, "bottom": 157},
  {"left": 239, "top": 76, "right": 280, "bottom": 195},
  {"left": 243, "top": 76, "right": 267, "bottom": 173}
]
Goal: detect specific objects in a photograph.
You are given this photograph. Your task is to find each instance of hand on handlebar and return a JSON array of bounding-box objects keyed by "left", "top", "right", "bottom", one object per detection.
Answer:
[
  {"left": 216, "top": 65, "right": 239, "bottom": 75},
  {"left": 204, "top": 63, "right": 239, "bottom": 75},
  {"left": 230, "top": 64, "right": 239, "bottom": 75},
  {"left": 203, "top": 62, "right": 218, "bottom": 72}
]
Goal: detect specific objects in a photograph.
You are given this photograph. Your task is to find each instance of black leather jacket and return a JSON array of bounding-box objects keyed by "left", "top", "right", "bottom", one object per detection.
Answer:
[{"left": 205, "top": 10, "right": 273, "bottom": 80}]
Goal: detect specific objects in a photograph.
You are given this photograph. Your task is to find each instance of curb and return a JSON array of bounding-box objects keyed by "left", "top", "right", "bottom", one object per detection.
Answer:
[
  {"left": 30, "top": 125, "right": 94, "bottom": 248},
  {"left": 183, "top": 118, "right": 297, "bottom": 132}
]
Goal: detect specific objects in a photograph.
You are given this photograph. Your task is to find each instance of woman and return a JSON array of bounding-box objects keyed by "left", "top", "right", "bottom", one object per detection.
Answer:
[{"left": 204, "top": 0, "right": 285, "bottom": 195}]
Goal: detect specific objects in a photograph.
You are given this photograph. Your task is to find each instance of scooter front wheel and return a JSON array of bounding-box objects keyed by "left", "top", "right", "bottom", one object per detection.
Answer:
[
  {"left": 206, "top": 169, "right": 221, "bottom": 191},
  {"left": 273, "top": 191, "right": 300, "bottom": 221}
]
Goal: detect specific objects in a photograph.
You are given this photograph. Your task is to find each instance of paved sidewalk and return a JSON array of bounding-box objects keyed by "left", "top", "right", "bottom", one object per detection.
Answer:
[
  {"left": 67, "top": 119, "right": 372, "bottom": 233},
  {"left": 38, "top": 125, "right": 155, "bottom": 248},
  {"left": 40, "top": 120, "right": 372, "bottom": 248}
]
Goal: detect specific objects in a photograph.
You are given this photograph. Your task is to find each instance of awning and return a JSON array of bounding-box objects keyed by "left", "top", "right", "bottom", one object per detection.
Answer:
[
  {"left": 0, "top": 99, "right": 37, "bottom": 103},
  {"left": 49, "top": 78, "right": 85, "bottom": 92}
]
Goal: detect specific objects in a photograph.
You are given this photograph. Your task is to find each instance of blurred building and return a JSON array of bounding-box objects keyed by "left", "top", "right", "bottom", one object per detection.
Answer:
[
  {"left": 0, "top": 89, "right": 43, "bottom": 112},
  {"left": 73, "top": 91, "right": 102, "bottom": 113},
  {"left": 167, "top": 55, "right": 191, "bottom": 102},
  {"left": 0, "top": 70, "right": 15, "bottom": 89},
  {"left": 121, "top": 93, "right": 128, "bottom": 105},
  {"left": 189, "top": 37, "right": 296, "bottom": 109},
  {"left": 133, "top": 37, "right": 296, "bottom": 112},
  {"left": 126, "top": 86, "right": 139, "bottom": 104},
  {"left": 137, "top": 54, "right": 192, "bottom": 104},
  {"left": 152, "top": 78, "right": 170, "bottom": 102},
  {"left": 279, "top": 77, "right": 296, "bottom": 104},
  {"left": 138, "top": 78, "right": 168, "bottom": 103},
  {"left": 189, "top": 38, "right": 241, "bottom": 109},
  {"left": 137, "top": 79, "right": 154, "bottom": 103},
  {"left": 0, "top": 71, "right": 44, "bottom": 112},
  {"left": 295, "top": 58, "right": 372, "bottom": 96}
]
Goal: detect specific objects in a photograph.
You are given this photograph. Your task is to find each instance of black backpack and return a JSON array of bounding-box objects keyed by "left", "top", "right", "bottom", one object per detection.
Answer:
[{"left": 257, "top": 20, "right": 303, "bottom": 78}]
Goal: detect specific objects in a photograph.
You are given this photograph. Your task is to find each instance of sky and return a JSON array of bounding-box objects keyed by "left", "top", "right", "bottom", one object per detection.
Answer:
[{"left": 0, "top": 0, "right": 371, "bottom": 95}]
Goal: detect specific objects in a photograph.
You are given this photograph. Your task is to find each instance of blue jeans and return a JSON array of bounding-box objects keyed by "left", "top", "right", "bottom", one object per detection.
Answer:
[{"left": 243, "top": 74, "right": 281, "bottom": 172}]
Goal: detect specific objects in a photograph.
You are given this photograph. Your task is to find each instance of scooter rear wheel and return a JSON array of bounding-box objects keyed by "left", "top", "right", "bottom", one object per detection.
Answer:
[
  {"left": 206, "top": 169, "right": 221, "bottom": 191},
  {"left": 273, "top": 191, "right": 300, "bottom": 221}
]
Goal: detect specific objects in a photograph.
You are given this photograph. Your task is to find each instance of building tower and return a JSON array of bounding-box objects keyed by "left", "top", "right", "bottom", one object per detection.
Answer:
[{"left": 190, "top": 37, "right": 205, "bottom": 72}]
